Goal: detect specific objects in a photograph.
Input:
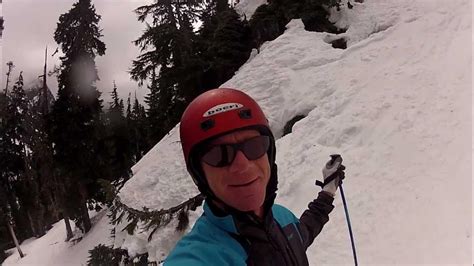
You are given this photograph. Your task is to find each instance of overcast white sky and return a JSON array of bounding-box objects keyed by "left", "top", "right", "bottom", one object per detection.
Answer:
[{"left": 2, "top": 0, "right": 154, "bottom": 106}]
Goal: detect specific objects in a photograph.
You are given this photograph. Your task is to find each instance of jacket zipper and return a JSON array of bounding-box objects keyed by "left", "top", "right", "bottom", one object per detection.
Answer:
[
  {"left": 247, "top": 213, "right": 297, "bottom": 265},
  {"left": 266, "top": 220, "right": 296, "bottom": 266}
]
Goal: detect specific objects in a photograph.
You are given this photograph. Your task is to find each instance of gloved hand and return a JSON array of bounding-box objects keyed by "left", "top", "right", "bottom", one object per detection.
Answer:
[{"left": 316, "top": 154, "right": 346, "bottom": 196}]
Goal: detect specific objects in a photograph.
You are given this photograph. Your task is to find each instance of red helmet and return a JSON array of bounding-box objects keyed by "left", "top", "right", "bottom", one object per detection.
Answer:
[{"left": 180, "top": 88, "right": 277, "bottom": 197}]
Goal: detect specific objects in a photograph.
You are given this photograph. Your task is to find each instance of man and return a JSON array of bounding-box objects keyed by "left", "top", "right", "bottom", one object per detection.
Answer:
[{"left": 165, "top": 88, "right": 345, "bottom": 265}]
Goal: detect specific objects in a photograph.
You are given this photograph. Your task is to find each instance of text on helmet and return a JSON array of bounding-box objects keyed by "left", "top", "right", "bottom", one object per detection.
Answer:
[{"left": 203, "top": 103, "right": 243, "bottom": 117}]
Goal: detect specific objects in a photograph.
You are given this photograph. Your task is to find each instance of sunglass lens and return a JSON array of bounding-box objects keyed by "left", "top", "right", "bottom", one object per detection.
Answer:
[
  {"left": 242, "top": 135, "right": 270, "bottom": 160},
  {"left": 202, "top": 144, "right": 235, "bottom": 167},
  {"left": 202, "top": 135, "right": 270, "bottom": 167}
]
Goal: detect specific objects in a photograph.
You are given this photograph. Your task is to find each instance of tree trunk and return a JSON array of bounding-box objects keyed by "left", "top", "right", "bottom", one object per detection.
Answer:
[
  {"left": 32, "top": 206, "right": 46, "bottom": 237},
  {"left": 26, "top": 210, "right": 37, "bottom": 237},
  {"left": 47, "top": 191, "right": 60, "bottom": 222},
  {"left": 55, "top": 174, "right": 73, "bottom": 240},
  {"left": 7, "top": 222, "right": 24, "bottom": 258},
  {"left": 78, "top": 183, "right": 91, "bottom": 233},
  {"left": 36, "top": 204, "right": 47, "bottom": 237},
  {"left": 63, "top": 213, "right": 73, "bottom": 241},
  {"left": 60, "top": 198, "right": 73, "bottom": 240},
  {"left": 80, "top": 201, "right": 92, "bottom": 233}
]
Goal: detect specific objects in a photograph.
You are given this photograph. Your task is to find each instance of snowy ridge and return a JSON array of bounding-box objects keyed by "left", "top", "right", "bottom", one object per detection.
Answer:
[{"left": 4, "top": 0, "right": 472, "bottom": 264}]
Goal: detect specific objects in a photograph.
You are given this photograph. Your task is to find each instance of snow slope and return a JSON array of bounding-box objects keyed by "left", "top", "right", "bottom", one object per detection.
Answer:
[
  {"left": 3, "top": 210, "right": 113, "bottom": 265},
  {"left": 4, "top": 0, "right": 472, "bottom": 265}
]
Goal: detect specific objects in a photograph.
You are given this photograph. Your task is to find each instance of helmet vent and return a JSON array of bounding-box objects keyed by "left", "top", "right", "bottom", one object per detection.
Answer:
[
  {"left": 200, "top": 119, "right": 215, "bottom": 131},
  {"left": 238, "top": 109, "right": 252, "bottom": 119}
]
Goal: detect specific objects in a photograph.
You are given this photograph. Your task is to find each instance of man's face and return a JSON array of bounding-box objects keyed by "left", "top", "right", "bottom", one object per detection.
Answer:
[{"left": 201, "top": 129, "right": 271, "bottom": 214}]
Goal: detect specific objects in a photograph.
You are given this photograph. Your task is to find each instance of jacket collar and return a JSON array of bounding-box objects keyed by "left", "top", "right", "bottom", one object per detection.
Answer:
[
  {"left": 203, "top": 201, "right": 239, "bottom": 234},
  {"left": 202, "top": 200, "right": 275, "bottom": 236}
]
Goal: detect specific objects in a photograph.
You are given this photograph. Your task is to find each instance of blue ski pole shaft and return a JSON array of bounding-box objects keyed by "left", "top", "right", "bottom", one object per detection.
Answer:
[{"left": 339, "top": 184, "right": 358, "bottom": 266}]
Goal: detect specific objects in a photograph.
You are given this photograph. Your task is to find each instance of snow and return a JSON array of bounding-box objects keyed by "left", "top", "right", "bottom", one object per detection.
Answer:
[
  {"left": 4, "top": 0, "right": 472, "bottom": 265},
  {"left": 234, "top": 0, "right": 267, "bottom": 19},
  {"left": 3, "top": 210, "right": 113, "bottom": 265}
]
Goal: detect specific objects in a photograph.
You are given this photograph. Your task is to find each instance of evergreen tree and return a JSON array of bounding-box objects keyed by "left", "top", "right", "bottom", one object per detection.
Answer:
[
  {"left": 0, "top": 67, "right": 58, "bottom": 250},
  {"left": 23, "top": 80, "right": 59, "bottom": 237},
  {"left": 0, "top": 76, "right": 20, "bottom": 258},
  {"left": 0, "top": 91, "right": 11, "bottom": 259},
  {"left": 107, "top": 82, "right": 124, "bottom": 126},
  {"left": 4, "top": 61, "right": 15, "bottom": 94},
  {"left": 131, "top": 0, "right": 204, "bottom": 145},
  {"left": 299, "top": 0, "right": 347, "bottom": 33},
  {"left": 0, "top": 73, "right": 34, "bottom": 243},
  {"left": 2, "top": 72, "right": 60, "bottom": 240},
  {"left": 49, "top": 0, "right": 106, "bottom": 234},
  {"left": 198, "top": 1, "right": 253, "bottom": 89},
  {"left": 0, "top": 16, "right": 4, "bottom": 38},
  {"left": 249, "top": 3, "right": 286, "bottom": 48},
  {"left": 250, "top": 0, "right": 346, "bottom": 48},
  {"left": 126, "top": 93, "right": 132, "bottom": 121},
  {"left": 131, "top": 93, "right": 148, "bottom": 161},
  {"left": 125, "top": 92, "right": 148, "bottom": 164},
  {"left": 98, "top": 82, "right": 133, "bottom": 192},
  {"left": 6, "top": 72, "right": 27, "bottom": 162}
]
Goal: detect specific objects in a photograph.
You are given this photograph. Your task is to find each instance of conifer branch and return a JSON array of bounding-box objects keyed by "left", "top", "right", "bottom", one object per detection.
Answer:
[{"left": 108, "top": 191, "right": 204, "bottom": 241}]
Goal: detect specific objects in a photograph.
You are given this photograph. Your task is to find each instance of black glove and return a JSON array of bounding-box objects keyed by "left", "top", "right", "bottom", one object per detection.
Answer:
[{"left": 316, "top": 154, "right": 346, "bottom": 196}]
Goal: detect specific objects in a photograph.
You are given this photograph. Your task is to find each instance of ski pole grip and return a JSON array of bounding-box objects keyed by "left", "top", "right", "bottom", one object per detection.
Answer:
[
  {"left": 317, "top": 154, "right": 343, "bottom": 188},
  {"left": 328, "top": 154, "right": 342, "bottom": 167}
]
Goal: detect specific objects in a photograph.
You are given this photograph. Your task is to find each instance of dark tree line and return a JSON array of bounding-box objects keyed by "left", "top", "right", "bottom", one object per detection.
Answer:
[
  {"left": 0, "top": 67, "right": 147, "bottom": 262},
  {"left": 0, "top": 0, "right": 147, "bottom": 260}
]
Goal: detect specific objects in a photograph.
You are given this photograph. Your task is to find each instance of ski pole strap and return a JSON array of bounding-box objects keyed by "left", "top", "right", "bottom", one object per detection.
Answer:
[{"left": 315, "top": 172, "right": 343, "bottom": 188}]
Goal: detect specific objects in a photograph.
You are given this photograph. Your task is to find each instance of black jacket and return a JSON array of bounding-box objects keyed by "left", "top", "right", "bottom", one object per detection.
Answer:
[{"left": 234, "top": 191, "right": 335, "bottom": 265}]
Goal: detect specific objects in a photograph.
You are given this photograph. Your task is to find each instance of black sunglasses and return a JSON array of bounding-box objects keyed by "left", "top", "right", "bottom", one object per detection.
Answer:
[{"left": 201, "top": 135, "right": 270, "bottom": 167}]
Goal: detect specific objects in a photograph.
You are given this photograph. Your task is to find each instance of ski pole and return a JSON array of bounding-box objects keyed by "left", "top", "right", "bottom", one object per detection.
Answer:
[
  {"left": 317, "top": 154, "right": 358, "bottom": 266},
  {"left": 339, "top": 184, "right": 358, "bottom": 266}
]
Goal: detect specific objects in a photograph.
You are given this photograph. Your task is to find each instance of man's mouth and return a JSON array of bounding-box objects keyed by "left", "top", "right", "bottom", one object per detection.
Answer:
[{"left": 229, "top": 178, "right": 258, "bottom": 187}]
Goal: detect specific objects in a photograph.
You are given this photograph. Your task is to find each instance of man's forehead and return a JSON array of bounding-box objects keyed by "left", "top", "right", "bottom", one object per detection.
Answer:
[{"left": 210, "top": 129, "right": 261, "bottom": 145}]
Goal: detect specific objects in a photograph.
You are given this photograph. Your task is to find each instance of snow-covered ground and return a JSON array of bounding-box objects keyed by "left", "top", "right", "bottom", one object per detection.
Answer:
[
  {"left": 3, "top": 210, "right": 112, "bottom": 265},
  {"left": 4, "top": 0, "right": 472, "bottom": 265}
]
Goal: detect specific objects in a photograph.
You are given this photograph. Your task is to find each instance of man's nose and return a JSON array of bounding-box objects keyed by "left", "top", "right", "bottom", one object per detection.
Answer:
[{"left": 229, "top": 150, "right": 250, "bottom": 173}]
